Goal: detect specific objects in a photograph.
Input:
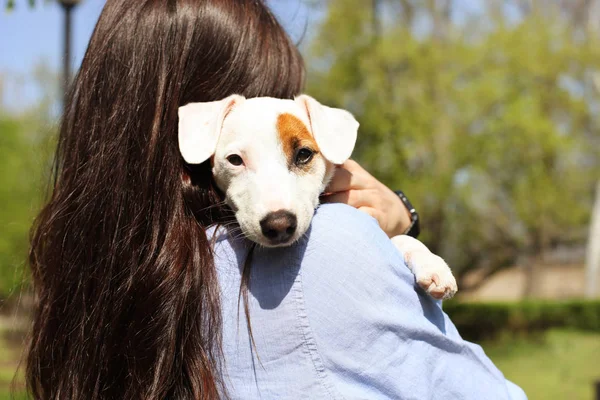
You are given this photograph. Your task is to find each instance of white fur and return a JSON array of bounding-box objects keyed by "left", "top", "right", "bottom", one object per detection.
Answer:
[
  {"left": 295, "top": 95, "right": 358, "bottom": 164},
  {"left": 391, "top": 235, "right": 458, "bottom": 299},
  {"left": 214, "top": 98, "right": 331, "bottom": 247},
  {"left": 178, "top": 95, "right": 242, "bottom": 164},
  {"left": 178, "top": 95, "right": 457, "bottom": 298},
  {"left": 179, "top": 96, "right": 339, "bottom": 246}
]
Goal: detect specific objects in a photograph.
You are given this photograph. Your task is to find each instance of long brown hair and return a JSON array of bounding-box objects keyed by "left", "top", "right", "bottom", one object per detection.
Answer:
[{"left": 26, "top": 1, "right": 304, "bottom": 398}]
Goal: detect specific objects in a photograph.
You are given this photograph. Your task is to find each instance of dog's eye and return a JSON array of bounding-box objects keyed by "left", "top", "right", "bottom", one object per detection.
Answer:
[
  {"left": 226, "top": 154, "right": 244, "bottom": 166},
  {"left": 295, "top": 148, "right": 314, "bottom": 165}
]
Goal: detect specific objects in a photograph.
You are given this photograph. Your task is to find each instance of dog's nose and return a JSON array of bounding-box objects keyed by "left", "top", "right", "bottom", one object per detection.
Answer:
[{"left": 260, "top": 210, "right": 297, "bottom": 244}]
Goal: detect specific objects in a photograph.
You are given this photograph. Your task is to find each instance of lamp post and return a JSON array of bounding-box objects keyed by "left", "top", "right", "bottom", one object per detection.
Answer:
[{"left": 57, "top": 0, "right": 81, "bottom": 106}]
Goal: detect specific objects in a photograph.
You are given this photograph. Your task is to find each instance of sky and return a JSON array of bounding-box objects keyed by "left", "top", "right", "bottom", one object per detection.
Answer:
[
  {"left": 0, "top": 0, "right": 488, "bottom": 111},
  {"left": 0, "top": 0, "right": 312, "bottom": 110}
]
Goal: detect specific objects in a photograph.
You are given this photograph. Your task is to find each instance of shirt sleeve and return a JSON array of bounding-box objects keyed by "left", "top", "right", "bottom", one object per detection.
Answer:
[{"left": 298, "top": 203, "right": 525, "bottom": 400}]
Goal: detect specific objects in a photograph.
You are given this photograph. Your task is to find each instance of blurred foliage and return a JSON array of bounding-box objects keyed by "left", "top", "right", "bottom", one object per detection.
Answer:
[
  {"left": 0, "top": 116, "right": 52, "bottom": 297},
  {"left": 4, "top": 0, "right": 51, "bottom": 11},
  {"left": 444, "top": 299, "right": 600, "bottom": 341},
  {"left": 306, "top": 0, "right": 600, "bottom": 291},
  {"left": 5, "top": 0, "right": 38, "bottom": 11},
  {"left": 0, "top": 65, "right": 57, "bottom": 298}
]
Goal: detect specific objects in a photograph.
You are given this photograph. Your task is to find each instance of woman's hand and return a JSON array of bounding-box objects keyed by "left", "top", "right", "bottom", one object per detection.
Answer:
[{"left": 320, "top": 160, "right": 412, "bottom": 238}]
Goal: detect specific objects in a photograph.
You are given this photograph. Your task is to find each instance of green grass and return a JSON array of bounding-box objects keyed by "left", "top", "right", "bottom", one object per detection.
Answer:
[{"left": 482, "top": 329, "right": 600, "bottom": 400}]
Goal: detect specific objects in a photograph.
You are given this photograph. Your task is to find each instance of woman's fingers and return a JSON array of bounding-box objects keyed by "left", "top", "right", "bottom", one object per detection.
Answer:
[
  {"left": 324, "top": 160, "right": 368, "bottom": 194},
  {"left": 340, "top": 159, "right": 363, "bottom": 173},
  {"left": 320, "top": 189, "right": 371, "bottom": 208},
  {"left": 321, "top": 159, "right": 412, "bottom": 238},
  {"left": 324, "top": 167, "right": 355, "bottom": 194},
  {"left": 357, "top": 206, "right": 380, "bottom": 221}
]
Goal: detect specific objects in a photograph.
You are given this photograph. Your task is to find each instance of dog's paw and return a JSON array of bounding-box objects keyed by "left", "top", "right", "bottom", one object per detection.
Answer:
[{"left": 406, "top": 251, "right": 458, "bottom": 300}]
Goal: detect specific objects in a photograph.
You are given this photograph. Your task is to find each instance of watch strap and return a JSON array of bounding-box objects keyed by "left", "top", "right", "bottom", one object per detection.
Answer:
[{"left": 395, "top": 190, "right": 420, "bottom": 238}]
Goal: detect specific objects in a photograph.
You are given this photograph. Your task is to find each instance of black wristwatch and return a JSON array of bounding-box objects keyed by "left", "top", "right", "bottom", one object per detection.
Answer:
[{"left": 394, "top": 190, "right": 420, "bottom": 238}]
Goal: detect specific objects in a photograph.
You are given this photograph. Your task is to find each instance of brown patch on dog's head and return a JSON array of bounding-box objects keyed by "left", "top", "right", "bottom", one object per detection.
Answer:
[{"left": 276, "top": 113, "right": 320, "bottom": 170}]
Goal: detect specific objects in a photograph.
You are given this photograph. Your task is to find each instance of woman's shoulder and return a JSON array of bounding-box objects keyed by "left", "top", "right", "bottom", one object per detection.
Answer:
[
  {"left": 300, "top": 203, "right": 415, "bottom": 287},
  {"left": 296, "top": 204, "right": 515, "bottom": 400},
  {"left": 214, "top": 203, "right": 517, "bottom": 399},
  {"left": 309, "top": 203, "right": 385, "bottom": 238},
  {"left": 297, "top": 204, "right": 435, "bottom": 349},
  {"left": 306, "top": 203, "right": 403, "bottom": 260}
]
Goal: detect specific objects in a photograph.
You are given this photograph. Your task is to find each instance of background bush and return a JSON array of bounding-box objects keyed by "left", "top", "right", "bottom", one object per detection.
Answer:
[{"left": 445, "top": 300, "right": 600, "bottom": 341}]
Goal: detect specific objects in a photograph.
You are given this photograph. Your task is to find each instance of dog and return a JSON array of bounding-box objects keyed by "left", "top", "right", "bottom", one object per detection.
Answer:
[{"left": 178, "top": 94, "right": 457, "bottom": 299}]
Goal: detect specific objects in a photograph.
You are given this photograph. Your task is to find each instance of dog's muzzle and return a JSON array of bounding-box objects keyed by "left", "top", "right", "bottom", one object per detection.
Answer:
[{"left": 260, "top": 210, "right": 297, "bottom": 245}]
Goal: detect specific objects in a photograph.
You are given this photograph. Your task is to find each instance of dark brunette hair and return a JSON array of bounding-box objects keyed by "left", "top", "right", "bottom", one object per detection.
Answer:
[{"left": 26, "top": 1, "right": 304, "bottom": 398}]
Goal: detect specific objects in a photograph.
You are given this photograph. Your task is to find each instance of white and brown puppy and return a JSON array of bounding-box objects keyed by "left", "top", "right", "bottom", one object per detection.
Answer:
[{"left": 178, "top": 94, "right": 457, "bottom": 299}]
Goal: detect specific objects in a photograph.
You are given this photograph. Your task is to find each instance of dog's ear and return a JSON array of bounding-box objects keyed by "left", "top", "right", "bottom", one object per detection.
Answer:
[
  {"left": 178, "top": 94, "right": 243, "bottom": 164},
  {"left": 295, "top": 94, "right": 359, "bottom": 164}
]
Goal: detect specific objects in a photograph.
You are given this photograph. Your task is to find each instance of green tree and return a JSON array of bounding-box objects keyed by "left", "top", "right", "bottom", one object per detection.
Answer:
[{"left": 306, "top": 0, "right": 600, "bottom": 294}]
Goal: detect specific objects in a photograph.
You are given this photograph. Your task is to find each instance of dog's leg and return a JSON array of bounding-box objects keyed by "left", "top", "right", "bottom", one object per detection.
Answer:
[{"left": 390, "top": 235, "right": 458, "bottom": 300}]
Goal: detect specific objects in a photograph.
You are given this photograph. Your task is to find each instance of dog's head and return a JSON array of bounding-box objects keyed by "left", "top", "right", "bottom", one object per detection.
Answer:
[{"left": 178, "top": 95, "right": 359, "bottom": 247}]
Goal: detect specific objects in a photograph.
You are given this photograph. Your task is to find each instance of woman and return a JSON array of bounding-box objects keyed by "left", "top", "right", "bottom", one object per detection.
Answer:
[{"left": 26, "top": 0, "right": 525, "bottom": 399}]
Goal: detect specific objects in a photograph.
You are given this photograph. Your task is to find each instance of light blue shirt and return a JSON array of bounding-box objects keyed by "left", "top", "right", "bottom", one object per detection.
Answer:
[{"left": 211, "top": 203, "right": 527, "bottom": 400}]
